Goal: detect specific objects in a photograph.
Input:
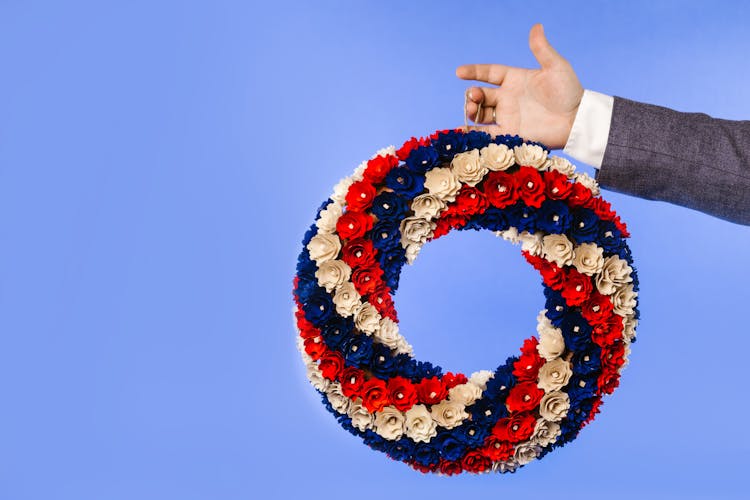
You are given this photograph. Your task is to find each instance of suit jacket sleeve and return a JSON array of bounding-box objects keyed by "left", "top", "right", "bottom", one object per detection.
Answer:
[{"left": 595, "top": 96, "right": 750, "bottom": 226}]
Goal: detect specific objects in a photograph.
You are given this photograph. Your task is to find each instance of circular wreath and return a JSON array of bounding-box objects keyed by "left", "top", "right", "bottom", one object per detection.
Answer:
[{"left": 292, "top": 128, "right": 639, "bottom": 475}]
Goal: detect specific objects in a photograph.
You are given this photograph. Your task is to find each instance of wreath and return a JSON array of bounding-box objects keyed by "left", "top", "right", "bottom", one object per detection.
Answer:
[{"left": 292, "top": 128, "right": 639, "bottom": 475}]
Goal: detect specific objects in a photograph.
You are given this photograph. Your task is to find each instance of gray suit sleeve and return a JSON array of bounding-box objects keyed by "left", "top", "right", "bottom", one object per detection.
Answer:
[{"left": 595, "top": 96, "right": 750, "bottom": 226}]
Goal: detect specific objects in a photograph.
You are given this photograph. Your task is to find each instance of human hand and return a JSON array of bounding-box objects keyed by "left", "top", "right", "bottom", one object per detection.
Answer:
[{"left": 456, "top": 23, "right": 584, "bottom": 150}]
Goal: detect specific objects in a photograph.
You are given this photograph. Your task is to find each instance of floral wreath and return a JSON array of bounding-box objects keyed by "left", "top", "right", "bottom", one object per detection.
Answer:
[{"left": 292, "top": 128, "right": 639, "bottom": 475}]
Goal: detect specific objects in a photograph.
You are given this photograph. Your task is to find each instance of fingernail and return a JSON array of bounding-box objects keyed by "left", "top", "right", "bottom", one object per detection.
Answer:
[{"left": 468, "top": 90, "right": 473, "bottom": 100}]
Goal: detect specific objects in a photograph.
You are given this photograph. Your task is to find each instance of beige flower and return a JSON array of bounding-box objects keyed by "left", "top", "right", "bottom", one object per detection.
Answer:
[
  {"left": 612, "top": 283, "right": 637, "bottom": 317},
  {"left": 376, "top": 317, "right": 401, "bottom": 350},
  {"left": 400, "top": 216, "right": 435, "bottom": 246},
  {"left": 411, "top": 193, "right": 446, "bottom": 220},
  {"left": 354, "top": 302, "right": 380, "bottom": 335},
  {"left": 333, "top": 282, "right": 360, "bottom": 317},
  {"left": 326, "top": 385, "right": 350, "bottom": 414},
  {"left": 542, "top": 234, "right": 575, "bottom": 267},
  {"left": 596, "top": 255, "right": 633, "bottom": 295},
  {"left": 374, "top": 406, "right": 405, "bottom": 440},
  {"left": 514, "top": 442, "right": 542, "bottom": 465},
  {"left": 448, "top": 382, "right": 483, "bottom": 406},
  {"left": 424, "top": 167, "right": 461, "bottom": 202},
  {"left": 469, "top": 370, "right": 494, "bottom": 391},
  {"left": 531, "top": 418, "right": 561, "bottom": 447},
  {"left": 306, "top": 363, "right": 330, "bottom": 392},
  {"left": 315, "top": 202, "right": 342, "bottom": 234},
  {"left": 306, "top": 233, "right": 341, "bottom": 264},
  {"left": 575, "top": 172, "right": 600, "bottom": 195},
  {"left": 537, "top": 322, "right": 565, "bottom": 361},
  {"left": 544, "top": 156, "right": 575, "bottom": 177},
  {"left": 451, "top": 149, "right": 488, "bottom": 186},
  {"left": 573, "top": 243, "right": 605, "bottom": 276},
  {"left": 513, "top": 143, "right": 548, "bottom": 169},
  {"left": 539, "top": 391, "right": 570, "bottom": 422},
  {"left": 623, "top": 316, "right": 638, "bottom": 343},
  {"left": 404, "top": 404, "right": 437, "bottom": 442},
  {"left": 314, "top": 260, "right": 352, "bottom": 292},
  {"left": 430, "top": 400, "right": 468, "bottom": 429},
  {"left": 331, "top": 176, "right": 354, "bottom": 205},
  {"left": 404, "top": 242, "right": 421, "bottom": 264},
  {"left": 519, "top": 231, "right": 544, "bottom": 257},
  {"left": 349, "top": 399, "right": 374, "bottom": 432},
  {"left": 537, "top": 358, "right": 573, "bottom": 392},
  {"left": 479, "top": 143, "right": 515, "bottom": 171}
]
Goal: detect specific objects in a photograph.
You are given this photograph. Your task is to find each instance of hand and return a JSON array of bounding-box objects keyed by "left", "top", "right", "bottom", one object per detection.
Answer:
[{"left": 456, "top": 23, "right": 584, "bottom": 150}]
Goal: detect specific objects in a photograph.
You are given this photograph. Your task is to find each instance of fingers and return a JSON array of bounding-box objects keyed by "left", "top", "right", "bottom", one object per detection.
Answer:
[
  {"left": 465, "top": 101, "right": 497, "bottom": 124},
  {"left": 466, "top": 87, "right": 500, "bottom": 107},
  {"left": 455, "top": 64, "right": 511, "bottom": 85},
  {"left": 529, "top": 23, "right": 565, "bottom": 69}
]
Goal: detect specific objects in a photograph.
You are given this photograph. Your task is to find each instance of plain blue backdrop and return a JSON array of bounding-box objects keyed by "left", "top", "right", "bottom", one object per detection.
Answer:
[{"left": 1, "top": 1, "right": 749, "bottom": 499}]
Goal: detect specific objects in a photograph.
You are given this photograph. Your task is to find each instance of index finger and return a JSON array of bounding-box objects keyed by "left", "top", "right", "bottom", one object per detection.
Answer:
[{"left": 455, "top": 64, "right": 511, "bottom": 86}]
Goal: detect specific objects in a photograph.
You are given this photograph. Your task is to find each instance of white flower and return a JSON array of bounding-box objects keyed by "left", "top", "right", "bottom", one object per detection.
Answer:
[
  {"left": 448, "top": 382, "right": 483, "bottom": 406},
  {"left": 519, "top": 231, "right": 544, "bottom": 257},
  {"left": 514, "top": 442, "right": 542, "bottom": 465},
  {"left": 544, "top": 156, "right": 576, "bottom": 177},
  {"left": 513, "top": 143, "right": 548, "bottom": 169},
  {"left": 331, "top": 176, "right": 354, "bottom": 205},
  {"left": 411, "top": 194, "right": 446, "bottom": 220},
  {"left": 400, "top": 216, "right": 435, "bottom": 246},
  {"left": 424, "top": 167, "right": 461, "bottom": 202},
  {"left": 479, "top": 143, "right": 515, "bottom": 171},
  {"left": 354, "top": 302, "right": 380, "bottom": 335},
  {"left": 498, "top": 227, "right": 521, "bottom": 244},
  {"left": 349, "top": 399, "right": 374, "bottom": 431},
  {"left": 612, "top": 283, "right": 637, "bottom": 317},
  {"left": 537, "top": 358, "right": 573, "bottom": 392},
  {"left": 573, "top": 242, "right": 604, "bottom": 276},
  {"left": 531, "top": 418, "right": 561, "bottom": 447},
  {"left": 315, "top": 202, "right": 342, "bottom": 234},
  {"left": 404, "top": 243, "right": 421, "bottom": 264},
  {"left": 374, "top": 406, "right": 405, "bottom": 440},
  {"left": 430, "top": 400, "right": 468, "bottom": 429},
  {"left": 575, "top": 172, "right": 600, "bottom": 195},
  {"left": 451, "top": 149, "right": 488, "bottom": 186},
  {"left": 394, "top": 336, "right": 414, "bottom": 356},
  {"left": 306, "top": 233, "right": 342, "bottom": 264},
  {"left": 539, "top": 391, "right": 570, "bottom": 422},
  {"left": 596, "top": 255, "right": 633, "bottom": 295},
  {"left": 404, "top": 404, "right": 437, "bottom": 443},
  {"left": 333, "top": 282, "right": 360, "bottom": 317},
  {"left": 327, "top": 385, "right": 350, "bottom": 414},
  {"left": 306, "top": 363, "right": 330, "bottom": 392},
  {"left": 314, "top": 260, "right": 352, "bottom": 292},
  {"left": 376, "top": 317, "right": 401, "bottom": 350},
  {"left": 542, "top": 234, "right": 575, "bottom": 267},
  {"left": 469, "top": 370, "right": 494, "bottom": 391},
  {"left": 537, "top": 321, "right": 566, "bottom": 361}
]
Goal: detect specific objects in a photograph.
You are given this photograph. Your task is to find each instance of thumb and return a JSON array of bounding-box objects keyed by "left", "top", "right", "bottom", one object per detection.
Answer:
[{"left": 529, "top": 23, "right": 564, "bottom": 69}]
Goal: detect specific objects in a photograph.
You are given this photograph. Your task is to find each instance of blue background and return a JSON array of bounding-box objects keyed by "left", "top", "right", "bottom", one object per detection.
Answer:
[{"left": 1, "top": 1, "right": 749, "bottom": 498}]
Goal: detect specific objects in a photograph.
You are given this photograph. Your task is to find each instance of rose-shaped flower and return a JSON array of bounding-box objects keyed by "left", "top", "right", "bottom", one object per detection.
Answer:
[
  {"left": 404, "top": 404, "right": 437, "bottom": 443},
  {"left": 513, "top": 442, "right": 542, "bottom": 465},
  {"left": 531, "top": 418, "right": 561, "bottom": 446},
  {"left": 483, "top": 170, "right": 518, "bottom": 208},
  {"left": 345, "top": 180, "right": 377, "bottom": 211},
  {"left": 513, "top": 345, "right": 544, "bottom": 382},
  {"left": 448, "top": 381, "right": 483, "bottom": 406},
  {"left": 570, "top": 207, "right": 600, "bottom": 243},
  {"left": 315, "top": 202, "right": 342, "bottom": 234},
  {"left": 506, "top": 381, "right": 544, "bottom": 412},
  {"left": 370, "top": 220, "right": 401, "bottom": 253},
  {"left": 538, "top": 390, "right": 570, "bottom": 422},
  {"left": 410, "top": 193, "right": 446, "bottom": 220},
  {"left": 336, "top": 210, "right": 373, "bottom": 241},
  {"left": 573, "top": 242, "right": 605, "bottom": 276},
  {"left": 306, "top": 233, "right": 342, "bottom": 264},
  {"left": 424, "top": 167, "right": 461, "bottom": 202},
  {"left": 314, "top": 259, "right": 352, "bottom": 292},
  {"left": 405, "top": 145, "right": 440, "bottom": 173},
  {"left": 374, "top": 406, "right": 406, "bottom": 440},
  {"left": 371, "top": 191, "right": 408, "bottom": 221},
  {"left": 340, "top": 366, "right": 364, "bottom": 398},
  {"left": 480, "top": 143, "right": 515, "bottom": 171},
  {"left": 623, "top": 316, "right": 638, "bottom": 343},
  {"left": 537, "top": 357, "right": 573, "bottom": 392},
  {"left": 332, "top": 282, "right": 361, "bottom": 317},
  {"left": 537, "top": 199, "right": 572, "bottom": 233},
  {"left": 417, "top": 376, "right": 448, "bottom": 405},
  {"left": 349, "top": 398, "right": 374, "bottom": 431},
  {"left": 461, "top": 450, "right": 492, "bottom": 473},
  {"left": 351, "top": 264, "right": 383, "bottom": 296},
  {"left": 361, "top": 377, "right": 390, "bottom": 412},
  {"left": 469, "top": 370, "right": 494, "bottom": 391},
  {"left": 363, "top": 153, "right": 398, "bottom": 183},
  {"left": 354, "top": 302, "right": 380, "bottom": 335},
  {"left": 326, "top": 384, "right": 351, "bottom": 414},
  {"left": 581, "top": 292, "right": 614, "bottom": 326},
  {"left": 561, "top": 269, "right": 593, "bottom": 306},
  {"left": 575, "top": 172, "right": 600, "bottom": 196},
  {"left": 376, "top": 316, "right": 401, "bottom": 350},
  {"left": 430, "top": 400, "right": 468, "bottom": 429},
  {"left": 514, "top": 143, "right": 548, "bottom": 169},
  {"left": 331, "top": 176, "right": 354, "bottom": 205},
  {"left": 453, "top": 186, "right": 489, "bottom": 216},
  {"left": 399, "top": 216, "right": 436, "bottom": 247},
  {"left": 543, "top": 169, "right": 574, "bottom": 200},
  {"left": 519, "top": 231, "right": 544, "bottom": 257},
  {"left": 542, "top": 234, "right": 575, "bottom": 267},
  {"left": 385, "top": 166, "right": 425, "bottom": 198},
  {"left": 302, "top": 288, "right": 334, "bottom": 326},
  {"left": 342, "top": 334, "right": 373, "bottom": 366},
  {"left": 482, "top": 437, "right": 514, "bottom": 461},
  {"left": 451, "top": 149, "right": 488, "bottom": 186},
  {"left": 612, "top": 283, "right": 637, "bottom": 317},
  {"left": 516, "top": 166, "right": 546, "bottom": 208},
  {"left": 493, "top": 411, "right": 536, "bottom": 443},
  {"left": 341, "top": 237, "right": 376, "bottom": 268},
  {"left": 387, "top": 376, "right": 418, "bottom": 411},
  {"left": 306, "top": 362, "right": 330, "bottom": 392},
  {"left": 544, "top": 155, "right": 575, "bottom": 177},
  {"left": 596, "top": 255, "right": 634, "bottom": 295},
  {"left": 537, "top": 318, "right": 566, "bottom": 361}
]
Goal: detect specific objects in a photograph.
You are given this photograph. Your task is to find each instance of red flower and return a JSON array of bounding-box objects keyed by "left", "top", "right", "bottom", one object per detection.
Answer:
[
  {"left": 544, "top": 169, "right": 573, "bottom": 200},
  {"left": 568, "top": 182, "right": 594, "bottom": 208},
  {"left": 493, "top": 411, "right": 536, "bottom": 443},
  {"left": 438, "top": 459, "right": 464, "bottom": 476},
  {"left": 431, "top": 218, "right": 453, "bottom": 240},
  {"left": 361, "top": 377, "right": 390, "bottom": 412},
  {"left": 303, "top": 336, "right": 325, "bottom": 360},
  {"left": 482, "top": 436, "right": 514, "bottom": 461},
  {"left": 442, "top": 372, "right": 468, "bottom": 390},
  {"left": 561, "top": 268, "right": 593, "bottom": 306},
  {"left": 340, "top": 367, "right": 364, "bottom": 399},
  {"left": 597, "top": 370, "right": 620, "bottom": 395},
  {"left": 592, "top": 314, "right": 624, "bottom": 347},
  {"left": 584, "top": 398, "right": 604, "bottom": 424},
  {"left": 602, "top": 342, "right": 626, "bottom": 371},
  {"left": 417, "top": 376, "right": 448, "bottom": 405},
  {"left": 540, "top": 261, "right": 566, "bottom": 290},
  {"left": 396, "top": 138, "right": 420, "bottom": 161},
  {"left": 296, "top": 316, "right": 319, "bottom": 339},
  {"left": 581, "top": 292, "right": 614, "bottom": 326},
  {"left": 483, "top": 170, "right": 518, "bottom": 208},
  {"left": 345, "top": 180, "right": 377, "bottom": 211},
  {"left": 336, "top": 210, "right": 374, "bottom": 240},
  {"left": 411, "top": 461, "right": 438, "bottom": 473},
  {"left": 461, "top": 450, "right": 491, "bottom": 473},
  {"left": 351, "top": 263, "right": 384, "bottom": 296},
  {"left": 387, "top": 376, "right": 417, "bottom": 411},
  {"left": 454, "top": 186, "right": 489, "bottom": 216},
  {"left": 513, "top": 345, "right": 544, "bottom": 381},
  {"left": 342, "top": 237, "right": 377, "bottom": 268},
  {"left": 364, "top": 154, "right": 398, "bottom": 183},
  {"left": 505, "top": 381, "right": 544, "bottom": 412},
  {"left": 516, "top": 166, "right": 545, "bottom": 208},
  {"left": 368, "top": 284, "right": 397, "bottom": 321},
  {"left": 318, "top": 350, "right": 344, "bottom": 380}
]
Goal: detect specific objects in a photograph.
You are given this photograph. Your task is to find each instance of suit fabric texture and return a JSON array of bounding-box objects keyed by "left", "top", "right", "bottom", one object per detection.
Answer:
[{"left": 595, "top": 96, "right": 750, "bottom": 226}]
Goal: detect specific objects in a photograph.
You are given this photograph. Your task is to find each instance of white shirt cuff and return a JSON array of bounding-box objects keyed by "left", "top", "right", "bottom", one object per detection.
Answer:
[{"left": 563, "top": 89, "right": 614, "bottom": 169}]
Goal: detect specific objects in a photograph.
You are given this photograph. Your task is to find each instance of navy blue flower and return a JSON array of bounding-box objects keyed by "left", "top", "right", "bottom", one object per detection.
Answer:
[
  {"left": 369, "top": 343, "right": 399, "bottom": 378},
  {"left": 571, "top": 346, "right": 601, "bottom": 376},
  {"left": 302, "top": 224, "right": 318, "bottom": 247},
  {"left": 598, "top": 220, "right": 624, "bottom": 253},
  {"left": 301, "top": 287, "right": 334, "bottom": 326},
  {"left": 342, "top": 334, "right": 374, "bottom": 367},
  {"left": 569, "top": 208, "right": 600, "bottom": 244},
  {"left": 370, "top": 220, "right": 402, "bottom": 253},
  {"left": 415, "top": 360, "right": 443, "bottom": 379},
  {"left": 363, "top": 429, "right": 387, "bottom": 451},
  {"left": 413, "top": 443, "right": 440, "bottom": 466},
  {"left": 470, "top": 398, "right": 506, "bottom": 425},
  {"left": 465, "top": 130, "right": 492, "bottom": 150},
  {"left": 505, "top": 202, "right": 538, "bottom": 232},
  {"left": 567, "top": 377, "right": 597, "bottom": 407},
  {"left": 371, "top": 191, "right": 408, "bottom": 221},
  {"left": 544, "top": 287, "right": 568, "bottom": 326},
  {"left": 385, "top": 166, "right": 425, "bottom": 198},
  {"left": 493, "top": 134, "right": 523, "bottom": 149},
  {"left": 321, "top": 316, "right": 354, "bottom": 349},
  {"left": 337, "top": 414, "right": 359, "bottom": 436},
  {"left": 432, "top": 130, "right": 468, "bottom": 159},
  {"left": 455, "top": 422, "right": 488, "bottom": 447},
  {"left": 385, "top": 438, "right": 415, "bottom": 461},
  {"left": 405, "top": 145, "right": 440, "bottom": 173},
  {"left": 485, "top": 362, "right": 516, "bottom": 402},
  {"left": 476, "top": 206, "right": 510, "bottom": 232},
  {"left": 380, "top": 250, "right": 406, "bottom": 291},
  {"left": 432, "top": 432, "right": 466, "bottom": 461},
  {"left": 537, "top": 199, "right": 572, "bottom": 234},
  {"left": 560, "top": 312, "right": 593, "bottom": 352}
]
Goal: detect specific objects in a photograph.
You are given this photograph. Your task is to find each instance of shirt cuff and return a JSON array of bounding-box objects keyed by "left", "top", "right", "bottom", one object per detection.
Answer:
[{"left": 563, "top": 89, "right": 614, "bottom": 169}]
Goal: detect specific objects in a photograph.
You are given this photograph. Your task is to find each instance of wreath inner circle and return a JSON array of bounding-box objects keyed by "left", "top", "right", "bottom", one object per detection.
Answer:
[{"left": 293, "top": 128, "right": 640, "bottom": 475}]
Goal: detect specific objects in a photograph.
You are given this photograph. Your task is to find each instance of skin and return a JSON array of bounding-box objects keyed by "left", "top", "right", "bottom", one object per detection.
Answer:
[{"left": 456, "top": 23, "right": 584, "bottom": 150}]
